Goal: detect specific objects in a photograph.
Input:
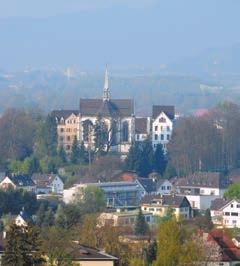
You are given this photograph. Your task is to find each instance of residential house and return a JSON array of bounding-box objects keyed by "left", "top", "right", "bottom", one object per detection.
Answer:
[
  {"left": 0, "top": 175, "right": 36, "bottom": 192},
  {"left": 210, "top": 198, "right": 240, "bottom": 228},
  {"left": 63, "top": 180, "right": 142, "bottom": 207},
  {"left": 200, "top": 230, "right": 240, "bottom": 265},
  {"left": 152, "top": 105, "right": 175, "bottom": 151},
  {"left": 32, "top": 174, "right": 64, "bottom": 194},
  {"left": 135, "top": 177, "right": 157, "bottom": 197},
  {"left": 15, "top": 209, "right": 33, "bottom": 227},
  {"left": 141, "top": 194, "right": 192, "bottom": 220},
  {"left": 135, "top": 117, "right": 151, "bottom": 142},
  {"left": 175, "top": 172, "right": 230, "bottom": 210},
  {"left": 156, "top": 179, "right": 173, "bottom": 195},
  {"left": 53, "top": 110, "right": 79, "bottom": 152},
  {"left": 98, "top": 208, "right": 153, "bottom": 227}
]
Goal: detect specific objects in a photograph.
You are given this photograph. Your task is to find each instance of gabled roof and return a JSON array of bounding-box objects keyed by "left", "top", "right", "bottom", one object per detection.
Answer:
[
  {"left": 141, "top": 194, "right": 189, "bottom": 208},
  {"left": 80, "top": 98, "right": 134, "bottom": 117},
  {"left": 32, "top": 174, "right": 63, "bottom": 188},
  {"left": 211, "top": 198, "right": 237, "bottom": 211},
  {"left": 152, "top": 105, "right": 175, "bottom": 120},
  {"left": 156, "top": 179, "right": 172, "bottom": 189},
  {"left": 52, "top": 110, "right": 79, "bottom": 120},
  {"left": 207, "top": 230, "right": 240, "bottom": 261},
  {"left": 8, "top": 175, "right": 35, "bottom": 187},
  {"left": 175, "top": 172, "right": 229, "bottom": 189},
  {"left": 135, "top": 117, "right": 148, "bottom": 134},
  {"left": 136, "top": 178, "right": 157, "bottom": 193}
]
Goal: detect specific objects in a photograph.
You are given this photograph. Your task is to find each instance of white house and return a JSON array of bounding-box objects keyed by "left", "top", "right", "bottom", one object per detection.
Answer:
[
  {"left": 211, "top": 198, "right": 240, "bottom": 228},
  {"left": 32, "top": 174, "right": 64, "bottom": 194},
  {"left": 175, "top": 172, "right": 230, "bottom": 210},
  {"left": 15, "top": 209, "right": 32, "bottom": 227},
  {"left": 151, "top": 105, "right": 175, "bottom": 151},
  {"left": 156, "top": 179, "right": 173, "bottom": 195}
]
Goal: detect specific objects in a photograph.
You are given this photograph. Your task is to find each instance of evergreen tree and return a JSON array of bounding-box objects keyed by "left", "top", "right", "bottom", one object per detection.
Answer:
[
  {"left": 94, "top": 116, "right": 108, "bottom": 155},
  {"left": 134, "top": 209, "right": 149, "bottom": 236},
  {"left": 45, "top": 113, "right": 58, "bottom": 156},
  {"left": 153, "top": 144, "right": 167, "bottom": 176},
  {"left": 35, "top": 203, "right": 46, "bottom": 227},
  {"left": 2, "top": 223, "right": 44, "bottom": 266},
  {"left": 58, "top": 146, "right": 67, "bottom": 163},
  {"left": 136, "top": 139, "right": 154, "bottom": 177},
  {"left": 71, "top": 136, "right": 80, "bottom": 164},
  {"left": 79, "top": 141, "right": 88, "bottom": 164},
  {"left": 55, "top": 204, "right": 66, "bottom": 228},
  {"left": 145, "top": 240, "right": 157, "bottom": 265},
  {"left": 125, "top": 142, "right": 141, "bottom": 171},
  {"left": 34, "top": 114, "right": 57, "bottom": 158},
  {"left": 42, "top": 207, "right": 55, "bottom": 227}
]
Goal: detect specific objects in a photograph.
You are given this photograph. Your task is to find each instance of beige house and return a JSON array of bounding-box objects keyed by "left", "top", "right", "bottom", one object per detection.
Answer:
[
  {"left": 53, "top": 110, "right": 79, "bottom": 152},
  {"left": 98, "top": 209, "right": 153, "bottom": 227},
  {"left": 141, "top": 194, "right": 192, "bottom": 220}
]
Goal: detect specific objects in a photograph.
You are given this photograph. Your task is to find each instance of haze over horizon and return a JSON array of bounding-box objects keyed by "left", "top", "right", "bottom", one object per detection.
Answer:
[{"left": 1, "top": 0, "right": 240, "bottom": 71}]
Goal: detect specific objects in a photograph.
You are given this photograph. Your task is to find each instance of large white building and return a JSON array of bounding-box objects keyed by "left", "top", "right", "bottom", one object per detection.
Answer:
[
  {"left": 211, "top": 198, "right": 240, "bottom": 228},
  {"left": 152, "top": 105, "right": 175, "bottom": 151},
  {"left": 175, "top": 172, "right": 230, "bottom": 210}
]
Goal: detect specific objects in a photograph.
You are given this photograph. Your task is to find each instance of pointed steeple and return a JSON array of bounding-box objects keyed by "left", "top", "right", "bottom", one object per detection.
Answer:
[{"left": 103, "top": 66, "right": 110, "bottom": 101}]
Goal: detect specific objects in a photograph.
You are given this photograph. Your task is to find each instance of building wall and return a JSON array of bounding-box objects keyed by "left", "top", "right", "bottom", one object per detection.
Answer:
[
  {"left": 157, "top": 180, "right": 173, "bottom": 195},
  {"left": 185, "top": 194, "right": 220, "bottom": 210},
  {"left": 212, "top": 200, "right": 240, "bottom": 228},
  {"left": 51, "top": 176, "right": 64, "bottom": 194},
  {"left": 141, "top": 204, "right": 191, "bottom": 220},
  {"left": 79, "top": 116, "right": 134, "bottom": 154},
  {"left": 57, "top": 114, "right": 79, "bottom": 152},
  {"left": 152, "top": 112, "right": 173, "bottom": 151}
]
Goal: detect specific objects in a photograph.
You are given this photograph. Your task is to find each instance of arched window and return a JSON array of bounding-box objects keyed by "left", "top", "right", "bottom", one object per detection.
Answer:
[{"left": 122, "top": 121, "right": 129, "bottom": 142}]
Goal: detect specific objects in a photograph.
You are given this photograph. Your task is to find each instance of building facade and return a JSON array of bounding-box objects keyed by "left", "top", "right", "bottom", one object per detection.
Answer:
[{"left": 152, "top": 105, "right": 175, "bottom": 151}]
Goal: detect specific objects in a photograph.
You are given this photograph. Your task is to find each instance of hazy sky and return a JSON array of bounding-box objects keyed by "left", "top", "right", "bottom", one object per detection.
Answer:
[{"left": 0, "top": 0, "right": 240, "bottom": 70}]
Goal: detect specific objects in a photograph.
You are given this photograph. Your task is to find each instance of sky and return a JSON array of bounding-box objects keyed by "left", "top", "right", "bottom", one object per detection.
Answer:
[{"left": 0, "top": 0, "right": 240, "bottom": 71}]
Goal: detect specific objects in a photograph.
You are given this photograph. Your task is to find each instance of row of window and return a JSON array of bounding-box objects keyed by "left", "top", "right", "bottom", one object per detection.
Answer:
[
  {"left": 66, "top": 119, "right": 77, "bottom": 124},
  {"left": 154, "top": 125, "right": 170, "bottom": 131},
  {"left": 59, "top": 135, "right": 77, "bottom": 142},
  {"left": 154, "top": 134, "right": 170, "bottom": 141},
  {"left": 224, "top": 212, "right": 239, "bottom": 216},
  {"left": 230, "top": 204, "right": 240, "bottom": 208},
  {"left": 161, "top": 186, "right": 171, "bottom": 190},
  {"left": 60, "top": 128, "right": 78, "bottom": 133}
]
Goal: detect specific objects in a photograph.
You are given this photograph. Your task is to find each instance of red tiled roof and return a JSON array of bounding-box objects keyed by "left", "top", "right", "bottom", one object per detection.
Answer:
[{"left": 205, "top": 230, "right": 240, "bottom": 262}]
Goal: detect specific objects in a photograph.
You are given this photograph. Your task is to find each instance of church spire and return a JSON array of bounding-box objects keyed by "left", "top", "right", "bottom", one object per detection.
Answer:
[{"left": 103, "top": 66, "right": 110, "bottom": 101}]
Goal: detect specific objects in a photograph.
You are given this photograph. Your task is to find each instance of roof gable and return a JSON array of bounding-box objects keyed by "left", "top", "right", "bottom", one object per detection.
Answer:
[
  {"left": 52, "top": 110, "right": 79, "bottom": 120},
  {"left": 175, "top": 172, "right": 229, "bottom": 189},
  {"left": 152, "top": 105, "right": 175, "bottom": 120}
]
